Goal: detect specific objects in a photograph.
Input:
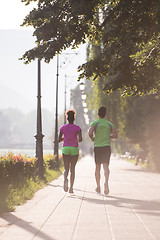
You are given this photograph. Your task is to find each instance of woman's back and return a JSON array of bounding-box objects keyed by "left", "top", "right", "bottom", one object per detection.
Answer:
[{"left": 60, "top": 124, "right": 81, "bottom": 147}]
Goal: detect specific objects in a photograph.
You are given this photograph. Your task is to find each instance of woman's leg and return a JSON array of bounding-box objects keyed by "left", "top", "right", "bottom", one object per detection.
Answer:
[
  {"left": 63, "top": 154, "right": 71, "bottom": 192},
  {"left": 70, "top": 155, "right": 78, "bottom": 190},
  {"left": 63, "top": 154, "right": 70, "bottom": 180}
]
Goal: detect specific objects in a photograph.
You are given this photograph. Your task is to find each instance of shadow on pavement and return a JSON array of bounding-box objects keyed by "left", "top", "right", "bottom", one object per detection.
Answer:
[
  {"left": 48, "top": 183, "right": 95, "bottom": 195},
  {"left": 68, "top": 194, "right": 160, "bottom": 217},
  {"left": 125, "top": 167, "right": 160, "bottom": 174},
  {"left": 48, "top": 183, "right": 62, "bottom": 188},
  {"left": 0, "top": 213, "right": 56, "bottom": 240}
]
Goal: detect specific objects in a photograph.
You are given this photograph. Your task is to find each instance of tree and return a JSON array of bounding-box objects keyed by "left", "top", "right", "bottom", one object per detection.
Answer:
[
  {"left": 85, "top": 35, "right": 160, "bottom": 169},
  {"left": 21, "top": 0, "right": 160, "bottom": 94},
  {"left": 79, "top": 0, "right": 160, "bottom": 95},
  {"left": 21, "top": 0, "right": 103, "bottom": 62}
]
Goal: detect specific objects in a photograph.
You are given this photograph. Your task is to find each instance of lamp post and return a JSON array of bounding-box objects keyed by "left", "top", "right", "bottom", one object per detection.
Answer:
[
  {"left": 34, "top": 59, "right": 44, "bottom": 178},
  {"left": 64, "top": 74, "right": 67, "bottom": 124},
  {"left": 54, "top": 55, "right": 59, "bottom": 168}
]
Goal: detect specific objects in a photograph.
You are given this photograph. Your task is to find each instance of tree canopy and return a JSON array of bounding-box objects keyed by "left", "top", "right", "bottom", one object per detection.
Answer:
[{"left": 21, "top": 0, "right": 160, "bottom": 94}]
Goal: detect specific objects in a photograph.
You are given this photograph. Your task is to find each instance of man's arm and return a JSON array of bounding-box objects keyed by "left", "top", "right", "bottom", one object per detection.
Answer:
[
  {"left": 110, "top": 128, "right": 118, "bottom": 139},
  {"left": 88, "top": 126, "right": 95, "bottom": 142}
]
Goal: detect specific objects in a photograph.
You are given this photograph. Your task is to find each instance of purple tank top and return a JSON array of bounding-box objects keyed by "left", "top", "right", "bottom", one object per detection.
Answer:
[{"left": 60, "top": 124, "right": 81, "bottom": 147}]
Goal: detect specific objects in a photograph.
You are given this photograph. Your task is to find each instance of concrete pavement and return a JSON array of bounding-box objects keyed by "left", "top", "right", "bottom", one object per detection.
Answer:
[{"left": 0, "top": 154, "right": 160, "bottom": 240}]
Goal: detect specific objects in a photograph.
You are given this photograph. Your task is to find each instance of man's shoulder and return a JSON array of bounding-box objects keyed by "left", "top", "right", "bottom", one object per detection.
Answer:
[
  {"left": 98, "top": 119, "right": 114, "bottom": 128},
  {"left": 91, "top": 119, "right": 99, "bottom": 126},
  {"left": 105, "top": 120, "right": 114, "bottom": 128}
]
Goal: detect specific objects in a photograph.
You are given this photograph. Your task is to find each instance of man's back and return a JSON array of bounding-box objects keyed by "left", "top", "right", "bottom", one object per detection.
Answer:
[{"left": 91, "top": 118, "right": 114, "bottom": 147}]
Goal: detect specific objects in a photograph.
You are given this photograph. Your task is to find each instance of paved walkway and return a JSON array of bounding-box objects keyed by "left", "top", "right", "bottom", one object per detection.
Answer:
[{"left": 0, "top": 155, "right": 160, "bottom": 240}]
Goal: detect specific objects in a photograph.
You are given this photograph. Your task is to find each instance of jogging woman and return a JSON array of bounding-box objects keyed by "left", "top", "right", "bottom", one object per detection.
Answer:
[{"left": 58, "top": 110, "right": 82, "bottom": 193}]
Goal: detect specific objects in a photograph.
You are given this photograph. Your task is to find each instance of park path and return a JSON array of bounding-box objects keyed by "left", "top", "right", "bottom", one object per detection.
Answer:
[{"left": 0, "top": 154, "right": 160, "bottom": 240}]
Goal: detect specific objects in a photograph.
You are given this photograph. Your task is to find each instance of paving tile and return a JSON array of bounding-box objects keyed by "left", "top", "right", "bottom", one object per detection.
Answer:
[{"left": 0, "top": 155, "right": 160, "bottom": 240}]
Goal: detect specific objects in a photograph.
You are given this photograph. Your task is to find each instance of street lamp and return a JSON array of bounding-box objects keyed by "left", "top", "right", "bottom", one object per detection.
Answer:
[
  {"left": 84, "top": 113, "right": 90, "bottom": 125},
  {"left": 79, "top": 81, "right": 90, "bottom": 125},
  {"left": 64, "top": 74, "right": 78, "bottom": 120},
  {"left": 34, "top": 59, "right": 44, "bottom": 178},
  {"left": 54, "top": 55, "right": 59, "bottom": 168},
  {"left": 81, "top": 94, "right": 86, "bottom": 100},
  {"left": 82, "top": 102, "right": 87, "bottom": 108},
  {"left": 84, "top": 108, "right": 88, "bottom": 113},
  {"left": 79, "top": 82, "right": 85, "bottom": 91}
]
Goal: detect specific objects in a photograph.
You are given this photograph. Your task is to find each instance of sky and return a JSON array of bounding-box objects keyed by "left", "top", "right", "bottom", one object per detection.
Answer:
[{"left": 0, "top": 0, "right": 86, "bottom": 115}]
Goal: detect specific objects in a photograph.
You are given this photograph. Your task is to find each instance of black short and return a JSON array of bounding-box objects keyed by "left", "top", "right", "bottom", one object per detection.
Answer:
[{"left": 94, "top": 146, "right": 111, "bottom": 165}]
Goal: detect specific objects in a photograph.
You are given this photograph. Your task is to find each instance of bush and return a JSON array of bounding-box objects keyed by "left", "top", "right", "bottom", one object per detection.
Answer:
[
  {"left": 0, "top": 152, "right": 63, "bottom": 214},
  {"left": 0, "top": 153, "right": 37, "bottom": 184}
]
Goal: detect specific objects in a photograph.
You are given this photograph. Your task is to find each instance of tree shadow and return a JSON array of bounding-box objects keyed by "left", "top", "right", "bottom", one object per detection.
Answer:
[
  {"left": 48, "top": 183, "right": 95, "bottom": 195},
  {"left": 0, "top": 213, "right": 56, "bottom": 240},
  {"left": 125, "top": 167, "right": 160, "bottom": 174},
  {"left": 48, "top": 183, "right": 61, "bottom": 188},
  {"left": 68, "top": 194, "right": 160, "bottom": 217}
]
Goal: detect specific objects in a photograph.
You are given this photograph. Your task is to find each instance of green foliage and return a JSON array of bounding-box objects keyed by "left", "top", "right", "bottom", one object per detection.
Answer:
[
  {"left": 87, "top": 34, "right": 160, "bottom": 171},
  {"left": 118, "top": 93, "right": 160, "bottom": 171},
  {"left": 0, "top": 153, "right": 63, "bottom": 213},
  {"left": 80, "top": 0, "right": 160, "bottom": 94},
  {"left": 21, "top": 0, "right": 104, "bottom": 63},
  {"left": 0, "top": 153, "right": 37, "bottom": 183},
  {"left": 43, "top": 153, "right": 64, "bottom": 169},
  {"left": 21, "top": 0, "right": 160, "bottom": 94}
]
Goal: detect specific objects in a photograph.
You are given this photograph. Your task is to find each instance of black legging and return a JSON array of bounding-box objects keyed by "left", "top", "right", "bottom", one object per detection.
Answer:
[{"left": 63, "top": 154, "right": 78, "bottom": 189}]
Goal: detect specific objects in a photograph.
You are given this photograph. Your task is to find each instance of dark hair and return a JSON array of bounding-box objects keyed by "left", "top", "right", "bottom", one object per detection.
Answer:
[
  {"left": 66, "top": 109, "right": 76, "bottom": 123},
  {"left": 98, "top": 106, "right": 106, "bottom": 118}
]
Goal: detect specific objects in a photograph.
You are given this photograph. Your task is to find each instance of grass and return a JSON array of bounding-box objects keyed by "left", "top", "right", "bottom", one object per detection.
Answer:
[
  {"left": 0, "top": 158, "right": 64, "bottom": 214},
  {"left": 124, "top": 157, "right": 148, "bottom": 168}
]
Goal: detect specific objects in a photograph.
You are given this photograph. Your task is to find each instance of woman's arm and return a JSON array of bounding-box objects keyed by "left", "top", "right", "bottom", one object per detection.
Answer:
[
  {"left": 58, "top": 131, "right": 64, "bottom": 142},
  {"left": 78, "top": 130, "right": 82, "bottom": 142}
]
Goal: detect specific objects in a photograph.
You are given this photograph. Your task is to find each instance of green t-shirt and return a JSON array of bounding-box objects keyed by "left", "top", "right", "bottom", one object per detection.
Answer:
[{"left": 91, "top": 118, "right": 114, "bottom": 147}]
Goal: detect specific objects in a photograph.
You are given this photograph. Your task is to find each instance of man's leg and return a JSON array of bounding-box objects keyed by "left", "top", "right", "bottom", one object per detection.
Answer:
[
  {"left": 103, "top": 146, "right": 111, "bottom": 195},
  {"left": 103, "top": 162, "right": 110, "bottom": 195},
  {"left": 95, "top": 163, "right": 101, "bottom": 192},
  {"left": 103, "top": 162, "right": 110, "bottom": 182}
]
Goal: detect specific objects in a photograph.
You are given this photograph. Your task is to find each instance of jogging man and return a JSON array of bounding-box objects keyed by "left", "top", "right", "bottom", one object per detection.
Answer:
[{"left": 88, "top": 106, "right": 118, "bottom": 195}]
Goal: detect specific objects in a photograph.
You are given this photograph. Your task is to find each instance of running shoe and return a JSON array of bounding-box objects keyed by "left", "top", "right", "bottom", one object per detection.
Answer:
[
  {"left": 64, "top": 179, "right": 68, "bottom": 192},
  {"left": 69, "top": 188, "right": 74, "bottom": 193},
  {"left": 95, "top": 186, "right": 101, "bottom": 193},
  {"left": 104, "top": 181, "right": 109, "bottom": 195}
]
